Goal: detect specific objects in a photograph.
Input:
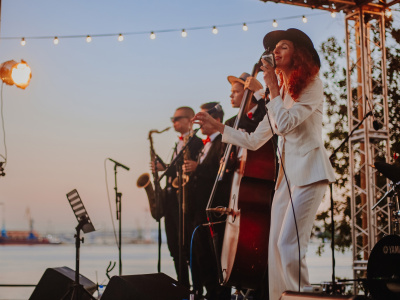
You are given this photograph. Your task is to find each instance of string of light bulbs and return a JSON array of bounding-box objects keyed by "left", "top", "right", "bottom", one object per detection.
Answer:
[{"left": 1, "top": 11, "right": 340, "bottom": 46}]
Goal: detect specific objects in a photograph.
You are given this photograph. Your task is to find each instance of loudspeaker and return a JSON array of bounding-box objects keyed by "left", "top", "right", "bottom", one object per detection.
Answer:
[
  {"left": 29, "top": 266, "right": 97, "bottom": 300},
  {"left": 280, "top": 291, "right": 368, "bottom": 300},
  {"left": 101, "top": 273, "right": 190, "bottom": 300}
]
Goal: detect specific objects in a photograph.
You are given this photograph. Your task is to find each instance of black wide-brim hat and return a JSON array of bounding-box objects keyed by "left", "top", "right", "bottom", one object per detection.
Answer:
[{"left": 263, "top": 28, "right": 320, "bottom": 68}]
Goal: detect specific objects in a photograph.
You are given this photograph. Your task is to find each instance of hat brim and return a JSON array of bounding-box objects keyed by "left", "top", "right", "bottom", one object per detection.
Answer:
[
  {"left": 227, "top": 75, "right": 245, "bottom": 85},
  {"left": 263, "top": 28, "right": 320, "bottom": 68}
]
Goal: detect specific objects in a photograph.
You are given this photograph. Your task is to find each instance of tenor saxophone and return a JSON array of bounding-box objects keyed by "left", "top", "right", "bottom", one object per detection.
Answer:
[{"left": 137, "top": 127, "right": 170, "bottom": 221}]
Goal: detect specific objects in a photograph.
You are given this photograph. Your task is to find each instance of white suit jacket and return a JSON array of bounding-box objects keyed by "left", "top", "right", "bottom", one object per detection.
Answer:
[{"left": 222, "top": 76, "right": 335, "bottom": 187}]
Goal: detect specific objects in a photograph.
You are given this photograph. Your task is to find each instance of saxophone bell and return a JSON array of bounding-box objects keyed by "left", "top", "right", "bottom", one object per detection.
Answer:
[{"left": 137, "top": 173, "right": 163, "bottom": 221}]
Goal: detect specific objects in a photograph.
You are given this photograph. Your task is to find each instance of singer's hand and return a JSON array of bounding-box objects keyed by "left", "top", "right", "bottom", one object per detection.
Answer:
[
  {"left": 244, "top": 77, "right": 263, "bottom": 92},
  {"left": 260, "top": 58, "right": 280, "bottom": 99},
  {"left": 192, "top": 112, "right": 225, "bottom": 134}
]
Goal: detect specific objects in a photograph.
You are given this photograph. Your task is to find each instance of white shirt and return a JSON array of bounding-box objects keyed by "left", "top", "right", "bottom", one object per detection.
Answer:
[{"left": 199, "top": 132, "right": 220, "bottom": 164}]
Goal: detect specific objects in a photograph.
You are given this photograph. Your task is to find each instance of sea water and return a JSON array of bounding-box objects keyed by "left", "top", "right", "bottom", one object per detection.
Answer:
[{"left": 0, "top": 242, "right": 352, "bottom": 300}]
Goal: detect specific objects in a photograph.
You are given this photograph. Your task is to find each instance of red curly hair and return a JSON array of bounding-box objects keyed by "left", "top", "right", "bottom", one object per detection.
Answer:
[{"left": 276, "top": 44, "right": 320, "bottom": 101}]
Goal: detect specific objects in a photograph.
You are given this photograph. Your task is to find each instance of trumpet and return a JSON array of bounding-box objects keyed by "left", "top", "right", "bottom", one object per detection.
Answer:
[{"left": 137, "top": 127, "right": 170, "bottom": 221}]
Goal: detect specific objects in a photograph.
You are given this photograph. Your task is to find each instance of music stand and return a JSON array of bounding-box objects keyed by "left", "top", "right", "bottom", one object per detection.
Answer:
[{"left": 62, "top": 189, "right": 96, "bottom": 300}]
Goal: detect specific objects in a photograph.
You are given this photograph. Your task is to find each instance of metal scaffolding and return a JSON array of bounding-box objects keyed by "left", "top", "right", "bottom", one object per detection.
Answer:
[{"left": 345, "top": 8, "right": 391, "bottom": 293}]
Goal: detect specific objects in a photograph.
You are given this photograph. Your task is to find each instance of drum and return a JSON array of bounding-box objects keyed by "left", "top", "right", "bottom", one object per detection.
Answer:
[{"left": 367, "top": 234, "right": 400, "bottom": 300}]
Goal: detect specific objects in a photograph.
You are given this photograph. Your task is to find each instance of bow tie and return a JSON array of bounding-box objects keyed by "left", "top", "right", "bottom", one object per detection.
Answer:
[
  {"left": 179, "top": 135, "right": 183, "bottom": 141},
  {"left": 202, "top": 136, "right": 211, "bottom": 145},
  {"left": 247, "top": 112, "right": 253, "bottom": 119}
]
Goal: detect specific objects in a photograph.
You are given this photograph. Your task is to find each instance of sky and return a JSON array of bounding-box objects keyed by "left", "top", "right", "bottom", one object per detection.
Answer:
[{"left": 0, "top": 0, "right": 346, "bottom": 234}]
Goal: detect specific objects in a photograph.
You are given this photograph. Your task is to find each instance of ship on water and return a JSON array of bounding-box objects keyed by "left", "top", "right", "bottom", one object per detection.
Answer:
[{"left": 0, "top": 206, "right": 58, "bottom": 245}]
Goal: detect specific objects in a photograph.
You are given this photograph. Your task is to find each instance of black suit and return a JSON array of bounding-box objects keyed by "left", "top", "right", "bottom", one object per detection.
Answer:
[
  {"left": 224, "top": 98, "right": 266, "bottom": 133},
  {"left": 163, "top": 134, "right": 203, "bottom": 288},
  {"left": 190, "top": 134, "right": 231, "bottom": 300}
]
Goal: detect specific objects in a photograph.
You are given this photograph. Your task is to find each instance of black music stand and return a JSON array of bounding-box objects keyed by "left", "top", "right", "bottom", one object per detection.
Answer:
[{"left": 62, "top": 189, "right": 96, "bottom": 300}]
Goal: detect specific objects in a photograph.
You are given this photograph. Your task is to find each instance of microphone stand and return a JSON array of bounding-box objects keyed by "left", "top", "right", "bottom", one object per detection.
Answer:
[
  {"left": 109, "top": 160, "right": 130, "bottom": 276},
  {"left": 158, "top": 127, "right": 200, "bottom": 284},
  {"left": 328, "top": 110, "right": 373, "bottom": 294}
]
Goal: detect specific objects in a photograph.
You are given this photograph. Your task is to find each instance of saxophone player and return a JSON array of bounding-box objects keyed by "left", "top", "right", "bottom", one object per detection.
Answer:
[{"left": 151, "top": 106, "right": 203, "bottom": 288}]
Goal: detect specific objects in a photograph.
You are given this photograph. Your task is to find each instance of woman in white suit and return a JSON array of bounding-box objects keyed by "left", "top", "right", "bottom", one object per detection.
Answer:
[{"left": 193, "top": 28, "right": 335, "bottom": 300}]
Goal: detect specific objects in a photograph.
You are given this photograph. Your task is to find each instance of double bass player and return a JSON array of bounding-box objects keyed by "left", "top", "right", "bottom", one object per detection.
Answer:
[{"left": 193, "top": 29, "right": 335, "bottom": 300}]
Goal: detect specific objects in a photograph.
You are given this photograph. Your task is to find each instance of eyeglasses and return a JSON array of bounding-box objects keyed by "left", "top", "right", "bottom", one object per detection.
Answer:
[{"left": 170, "top": 116, "right": 189, "bottom": 123}]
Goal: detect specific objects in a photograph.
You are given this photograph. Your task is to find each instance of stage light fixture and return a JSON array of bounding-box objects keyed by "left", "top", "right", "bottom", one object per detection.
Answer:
[
  {"left": 242, "top": 23, "right": 248, "bottom": 31},
  {"left": 212, "top": 26, "right": 218, "bottom": 34},
  {"left": 0, "top": 60, "right": 32, "bottom": 89},
  {"left": 181, "top": 29, "right": 187, "bottom": 38},
  {"left": 272, "top": 20, "right": 278, "bottom": 28}
]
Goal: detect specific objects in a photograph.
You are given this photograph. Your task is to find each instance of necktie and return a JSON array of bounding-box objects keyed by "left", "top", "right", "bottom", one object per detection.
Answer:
[
  {"left": 202, "top": 136, "right": 211, "bottom": 145},
  {"left": 247, "top": 112, "right": 253, "bottom": 119}
]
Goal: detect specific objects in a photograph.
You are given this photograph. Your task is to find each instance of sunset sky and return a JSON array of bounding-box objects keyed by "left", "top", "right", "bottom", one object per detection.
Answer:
[{"left": 0, "top": 0, "right": 345, "bottom": 234}]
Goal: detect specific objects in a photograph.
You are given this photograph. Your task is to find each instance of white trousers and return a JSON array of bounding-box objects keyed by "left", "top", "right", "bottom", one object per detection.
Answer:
[{"left": 268, "top": 179, "right": 328, "bottom": 300}]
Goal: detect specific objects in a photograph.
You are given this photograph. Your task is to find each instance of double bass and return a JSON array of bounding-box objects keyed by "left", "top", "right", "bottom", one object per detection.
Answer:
[{"left": 206, "top": 53, "right": 277, "bottom": 290}]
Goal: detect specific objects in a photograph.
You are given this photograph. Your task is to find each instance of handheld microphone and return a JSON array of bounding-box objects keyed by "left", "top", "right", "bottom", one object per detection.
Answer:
[
  {"left": 206, "top": 104, "right": 222, "bottom": 115},
  {"left": 261, "top": 52, "right": 275, "bottom": 96},
  {"left": 108, "top": 158, "right": 130, "bottom": 171}
]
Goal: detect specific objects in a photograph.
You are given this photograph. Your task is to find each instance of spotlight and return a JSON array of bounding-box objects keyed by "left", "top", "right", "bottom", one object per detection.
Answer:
[{"left": 0, "top": 60, "right": 32, "bottom": 89}]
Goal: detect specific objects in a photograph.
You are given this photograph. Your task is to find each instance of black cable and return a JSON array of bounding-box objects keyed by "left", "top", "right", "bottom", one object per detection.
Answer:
[
  {"left": 264, "top": 99, "right": 302, "bottom": 293},
  {"left": 104, "top": 159, "right": 119, "bottom": 249}
]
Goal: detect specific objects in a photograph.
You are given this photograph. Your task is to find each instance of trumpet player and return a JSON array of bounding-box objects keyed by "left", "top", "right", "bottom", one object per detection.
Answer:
[{"left": 151, "top": 106, "right": 203, "bottom": 288}]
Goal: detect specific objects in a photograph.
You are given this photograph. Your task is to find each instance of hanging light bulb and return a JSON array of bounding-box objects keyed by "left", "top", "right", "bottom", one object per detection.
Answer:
[
  {"left": 385, "top": 9, "right": 392, "bottom": 18},
  {"left": 86, "top": 35, "right": 92, "bottom": 43},
  {"left": 150, "top": 31, "right": 156, "bottom": 40},
  {"left": 272, "top": 20, "right": 278, "bottom": 28},
  {"left": 242, "top": 23, "right": 248, "bottom": 31},
  {"left": 181, "top": 29, "right": 187, "bottom": 38},
  {"left": 20, "top": 38, "right": 26, "bottom": 46},
  {"left": 53, "top": 37, "right": 59, "bottom": 45},
  {"left": 302, "top": 16, "right": 307, "bottom": 23},
  {"left": 331, "top": 11, "right": 336, "bottom": 18},
  {"left": 118, "top": 34, "right": 124, "bottom": 42},
  {"left": 212, "top": 26, "right": 218, "bottom": 34}
]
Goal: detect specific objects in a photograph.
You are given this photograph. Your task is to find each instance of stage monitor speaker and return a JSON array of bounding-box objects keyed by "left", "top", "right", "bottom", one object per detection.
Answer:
[
  {"left": 101, "top": 272, "right": 190, "bottom": 300},
  {"left": 280, "top": 291, "right": 368, "bottom": 300},
  {"left": 29, "top": 266, "right": 97, "bottom": 300}
]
